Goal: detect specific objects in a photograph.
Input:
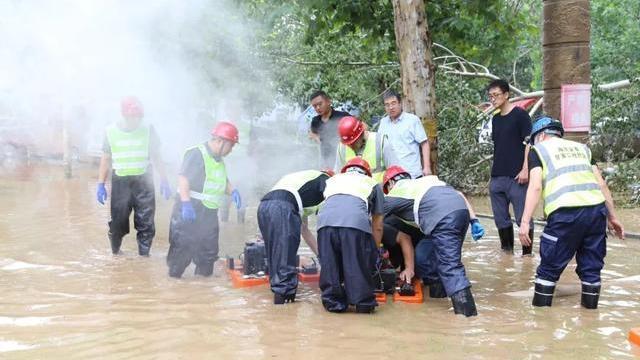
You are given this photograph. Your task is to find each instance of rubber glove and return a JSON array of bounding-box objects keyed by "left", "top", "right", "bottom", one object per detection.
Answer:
[
  {"left": 181, "top": 201, "right": 196, "bottom": 223},
  {"left": 470, "top": 218, "right": 485, "bottom": 241},
  {"left": 97, "top": 183, "right": 108, "bottom": 204},
  {"left": 231, "top": 189, "right": 242, "bottom": 209},
  {"left": 160, "top": 178, "right": 172, "bottom": 200}
]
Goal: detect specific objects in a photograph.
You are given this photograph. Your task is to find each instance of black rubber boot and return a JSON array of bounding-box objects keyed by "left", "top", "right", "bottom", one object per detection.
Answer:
[
  {"left": 450, "top": 287, "right": 478, "bottom": 317},
  {"left": 355, "top": 305, "right": 375, "bottom": 314},
  {"left": 532, "top": 282, "right": 555, "bottom": 307},
  {"left": 274, "top": 293, "right": 296, "bottom": 304},
  {"left": 581, "top": 284, "right": 601, "bottom": 309},
  {"left": 522, "top": 228, "right": 534, "bottom": 256},
  {"left": 109, "top": 232, "right": 122, "bottom": 254},
  {"left": 498, "top": 227, "right": 514, "bottom": 254},
  {"left": 428, "top": 281, "right": 447, "bottom": 298}
]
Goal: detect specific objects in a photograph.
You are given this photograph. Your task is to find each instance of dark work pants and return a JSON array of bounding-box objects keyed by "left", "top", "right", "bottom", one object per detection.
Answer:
[
  {"left": 109, "top": 172, "right": 155, "bottom": 255},
  {"left": 415, "top": 209, "right": 472, "bottom": 296},
  {"left": 536, "top": 204, "right": 608, "bottom": 284},
  {"left": 382, "top": 215, "right": 423, "bottom": 269},
  {"left": 257, "top": 199, "right": 301, "bottom": 296},
  {"left": 490, "top": 176, "right": 531, "bottom": 230},
  {"left": 167, "top": 200, "right": 220, "bottom": 278},
  {"left": 318, "top": 226, "right": 377, "bottom": 312}
]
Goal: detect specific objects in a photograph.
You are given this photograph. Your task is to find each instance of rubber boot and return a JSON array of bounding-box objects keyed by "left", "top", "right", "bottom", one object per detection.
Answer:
[
  {"left": 581, "top": 284, "right": 601, "bottom": 309},
  {"left": 274, "top": 293, "right": 296, "bottom": 305},
  {"left": 532, "top": 282, "right": 555, "bottom": 307},
  {"left": 522, "top": 228, "right": 534, "bottom": 256},
  {"left": 450, "top": 287, "right": 478, "bottom": 317},
  {"left": 109, "top": 231, "right": 122, "bottom": 255},
  {"left": 428, "top": 281, "right": 447, "bottom": 298},
  {"left": 355, "top": 305, "right": 375, "bottom": 314},
  {"left": 498, "top": 227, "right": 514, "bottom": 254},
  {"left": 138, "top": 239, "right": 151, "bottom": 257}
]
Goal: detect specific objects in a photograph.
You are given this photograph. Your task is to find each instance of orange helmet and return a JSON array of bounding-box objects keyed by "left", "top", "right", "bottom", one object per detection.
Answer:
[
  {"left": 211, "top": 121, "right": 239, "bottom": 144},
  {"left": 121, "top": 96, "right": 143, "bottom": 118},
  {"left": 338, "top": 116, "right": 365, "bottom": 145},
  {"left": 383, "top": 165, "right": 410, "bottom": 194},
  {"left": 341, "top": 157, "right": 371, "bottom": 177}
]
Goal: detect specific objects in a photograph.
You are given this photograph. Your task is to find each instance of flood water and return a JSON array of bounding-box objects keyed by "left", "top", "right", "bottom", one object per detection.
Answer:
[{"left": 1, "top": 165, "right": 639, "bottom": 359}]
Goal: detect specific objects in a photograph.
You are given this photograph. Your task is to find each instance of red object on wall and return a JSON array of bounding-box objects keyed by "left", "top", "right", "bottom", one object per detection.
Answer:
[{"left": 561, "top": 84, "right": 592, "bottom": 132}]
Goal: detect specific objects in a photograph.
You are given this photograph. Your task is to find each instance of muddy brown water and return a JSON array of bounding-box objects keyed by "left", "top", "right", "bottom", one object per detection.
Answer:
[{"left": 1, "top": 165, "right": 639, "bottom": 359}]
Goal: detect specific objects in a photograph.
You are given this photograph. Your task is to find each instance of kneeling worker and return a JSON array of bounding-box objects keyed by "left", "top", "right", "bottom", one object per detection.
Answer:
[
  {"left": 258, "top": 169, "right": 333, "bottom": 304},
  {"left": 518, "top": 116, "right": 624, "bottom": 309},
  {"left": 383, "top": 166, "right": 485, "bottom": 317},
  {"left": 318, "top": 158, "right": 384, "bottom": 313}
]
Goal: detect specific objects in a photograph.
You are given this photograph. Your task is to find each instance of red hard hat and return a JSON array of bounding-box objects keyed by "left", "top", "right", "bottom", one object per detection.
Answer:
[
  {"left": 341, "top": 157, "right": 371, "bottom": 177},
  {"left": 121, "top": 96, "right": 144, "bottom": 118},
  {"left": 321, "top": 169, "right": 335, "bottom": 177},
  {"left": 338, "top": 116, "right": 365, "bottom": 145},
  {"left": 211, "top": 121, "right": 239, "bottom": 144},
  {"left": 383, "top": 165, "right": 410, "bottom": 194}
]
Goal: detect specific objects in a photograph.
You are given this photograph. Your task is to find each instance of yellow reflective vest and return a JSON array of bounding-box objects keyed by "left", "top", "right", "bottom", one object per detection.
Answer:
[
  {"left": 324, "top": 172, "right": 378, "bottom": 207},
  {"left": 337, "top": 132, "right": 386, "bottom": 182},
  {"left": 187, "top": 144, "right": 227, "bottom": 209},
  {"left": 272, "top": 170, "right": 325, "bottom": 216},
  {"left": 107, "top": 124, "right": 150, "bottom": 176}
]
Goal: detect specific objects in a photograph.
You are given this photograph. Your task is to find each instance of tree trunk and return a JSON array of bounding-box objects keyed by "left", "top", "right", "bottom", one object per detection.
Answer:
[
  {"left": 392, "top": 0, "right": 438, "bottom": 174},
  {"left": 543, "top": 0, "right": 590, "bottom": 143}
]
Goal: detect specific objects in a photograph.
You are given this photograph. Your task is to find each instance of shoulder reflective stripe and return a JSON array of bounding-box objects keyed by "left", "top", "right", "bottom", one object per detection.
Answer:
[
  {"left": 535, "top": 278, "right": 556, "bottom": 286},
  {"left": 374, "top": 132, "right": 383, "bottom": 172},
  {"left": 411, "top": 177, "right": 446, "bottom": 228},
  {"left": 545, "top": 183, "right": 602, "bottom": 204},
  {"left": 338, "top": 144, "right": 345, "bottom": 163},
  {"left": 544, "top": 164, "right": 593, "bottom": 183},
  {"left": 112, "top": 161, "right": 149, "bottom": 170},
  {"left": 541, "top": 232, "right": 558, "bottom": 242},
  {"left": 534, "top": 144, "right": 556, "bottom": 173}
]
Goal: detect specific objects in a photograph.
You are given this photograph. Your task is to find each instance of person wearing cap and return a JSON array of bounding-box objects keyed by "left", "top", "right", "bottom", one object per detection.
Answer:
[
  {"left": 317, "top": 158, "right": 384, "bottom": 314},
  {"left": 96, "top": 96, "right": 171, "bottom": 256},
  {"left": 258, "top": 169, "right": 334, "bottom": 304},
  {"left": 382, "top": 165, "right": 485, "bottom": 317},
  {"left": 166, "top": 121, "right": 242, "bottom": 278},
  {"left": 518, "top": 116, "right": 624, "bottom": 309},
  {"left": 334, "top": 116, "right": 399, "bottom": 183}
]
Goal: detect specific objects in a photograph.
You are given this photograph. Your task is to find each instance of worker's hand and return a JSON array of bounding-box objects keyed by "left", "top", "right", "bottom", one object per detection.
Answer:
[
  {"left": 181, "top": 201, "right": 196, "bottom": 223},
  {"left": 470, "top": 218, "right": 485, "bottom": 241},
  {"left": 96, "top": 183, "right": 108, "bottom": 205},
  {"left": 160, "top": 178, "right": 172, "bottom": 200},
  {"left": 515, "top": 168, "right": 529, "bottom": 185},
  {"left": 518, "top": 222, "right": 531, "bottom": 247},
  {"left": 399, "top": 268, "right": 414, "bottom": 283},
  {"left": 231, "top": 189, "right": 242, "bottom": 209},
  {"left": 608, "top": 216, "right": 625, "bottom": 240},
  {"left": 422, "top": 167, "right": 432, "bottom": 177}
]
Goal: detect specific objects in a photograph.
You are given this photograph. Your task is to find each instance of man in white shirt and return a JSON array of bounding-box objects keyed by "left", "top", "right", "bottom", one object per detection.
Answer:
[{"left": 377, "top": 91, "right": 432, "bottom": 178}]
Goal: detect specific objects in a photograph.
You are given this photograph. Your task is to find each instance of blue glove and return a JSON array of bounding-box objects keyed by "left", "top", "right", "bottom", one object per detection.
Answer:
[
  {"left": 231, "top": 189, "right": 242, "bottom": 210},
  {"left": 470, "top": 218, "right": 485, "bottom": 241},
  {"left": 160, "top": 179, "right": 172, "bottom": 200},
  {"left": 181, "top": 201, "right": 196, "bottom": 223},
  {"left": 97, "top": 183, "right": 108, "bottom": 204}
]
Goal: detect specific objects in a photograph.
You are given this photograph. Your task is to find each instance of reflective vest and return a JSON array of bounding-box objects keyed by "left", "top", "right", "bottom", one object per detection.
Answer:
[
  {"left": 337, "top": 132, "right": 386, "bottom": 182},
  {"left": 188, "top": 144, "right": 227, "bottom": 209},
  {"left": 387, "top": 176, "right": 446, "bottom": 229},
  {"left": 324, "top": 172, "right": 378, "bottom": 208},
  {"left": 107, "top": 124, "right": 150, "bottom": 176},
  {"left": 272, "top": 170, "right": 324, "bottom": 216},
  {"left": 533, "top": 137, "right": 605, "bottom": 216}
]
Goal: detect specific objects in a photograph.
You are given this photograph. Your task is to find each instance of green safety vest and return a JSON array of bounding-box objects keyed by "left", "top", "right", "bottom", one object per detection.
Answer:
[
  {"left": 337, "top": 132, "right": 386, "bottom": 182},
  {"left": 107, "top": 124, "right": 150, "bottom": 176},
  {"left": 387, "top": 176, "right": 446, "bottom": 228},
  {"left": 532, "top": 137, "right": 605, "bottom": 216},
  {"left": 323, "top": 172, "right": 379, "bottom": 207},
  {"left": 187, "top": 144, "right": 227, "bottom": 209},
  {"left": 272, "top": 170, "right": 324, "bottom": 216}
]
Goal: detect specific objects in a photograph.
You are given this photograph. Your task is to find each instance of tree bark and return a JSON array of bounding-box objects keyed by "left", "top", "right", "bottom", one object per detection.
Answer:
[{"left": 392, "top": 0, "right": 438, "bottom": 174}]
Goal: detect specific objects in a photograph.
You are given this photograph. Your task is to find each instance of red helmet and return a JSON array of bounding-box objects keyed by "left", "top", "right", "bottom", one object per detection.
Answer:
[
  {"left": 338, "top": 116, "right": 365, "bottom": 145},
  {"left": 121, "top": 96, "right": 144, "bottom": 118},
  {"left": 211, "top": 121, "right": 239, "bottom": 144},
  {"left": 321, "top": 169, "right": 335, "bottom": 177},
  {"left": 341, "top": 157, "right": 371, "bottom": 177},
  {"left": 383, "top": 165, "right": 410, "bottom": 194}
]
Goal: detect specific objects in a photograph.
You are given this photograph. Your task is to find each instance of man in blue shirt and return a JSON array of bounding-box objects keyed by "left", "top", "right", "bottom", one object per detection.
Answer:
[{"left": 377, "top": 90, "right": 432, "bottom": 178}]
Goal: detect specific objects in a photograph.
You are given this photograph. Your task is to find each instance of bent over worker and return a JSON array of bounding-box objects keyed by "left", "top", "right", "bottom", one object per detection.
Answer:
[
  {"left": 334, "top": 116, "right": 399, "bottom": 183},
  {"left": 383, "top": 166, "right": 485, "bottom": 317},
  {"left": 258, "top": 169, "right": 333, "bottom": 304},
  {"left": 518, "top": 116, "right": 624, "bottom": 309},
  {"left": 318, "top": 158, "right": 384, "bottom": 314},
  {"left": 96, "top": 96, "right": 171, "bottom": 256},
  {"left": 167, "top": 121, "right": 242, "bottom": 278}
]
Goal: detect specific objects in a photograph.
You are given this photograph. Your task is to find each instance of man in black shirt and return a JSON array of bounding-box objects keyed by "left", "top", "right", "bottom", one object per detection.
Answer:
[
  {"left": 487, "top": 79, "right": 534, "bottom": 256},
  {"left": 308, "top": 91, "right": 350, "bottom": 168}
]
